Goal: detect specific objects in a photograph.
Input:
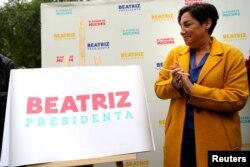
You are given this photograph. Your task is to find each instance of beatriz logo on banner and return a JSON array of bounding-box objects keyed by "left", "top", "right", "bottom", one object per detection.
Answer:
[
  {"left": 156, "top": 38, "right": 175, "bottom": 45},
  {"left": 125, "top": 160, "right": 150, "bottom": 167},
  {"left": 89, "top": 19, "right": 106, "bottom": 26},
  {"left": 25, "top": 91, "right": 134, "bottom": 127},
  {"left": 223, "top": 33, "right": 247, "bottom": 41},
  {"left": 87, "top": 41, "right": 110, "bottom": 50},
  {"left": 122, "top": 28, "right": 140, "bottom": 36},
  {"left": 121, "top": 52, "right": 144, "bottom": 59},
  {"left": 185, "top": 0, "right": 202, "bottom": 6},
  {"left": 155, "top": 62, "right": 163, "bottom": 70},
  {"left": 158, "top": 119, "right": 165, "bottom": 127},
  {"left": 54, "top": 33, "right": 75, "bottom": 40},
  {"left": 242, "top": 143, "right": 250, "bottom": 150},
  {"left": 56, "top": 55, "right": 74, "bottom": 63},
  {"left": 151, "top": 13, "right": 174, "bottom": 22},
  {"left": 222, "top": 9, "right": 240, "bottom": 17},
  {"left": 56, "top": 8, "right": 72, "bottom": 15},
  {"left": 241, "top": 116, "right": 250, "bottom": 124},
  {"left": 118, "top": 3, "right": 141, "bottom": 12}
]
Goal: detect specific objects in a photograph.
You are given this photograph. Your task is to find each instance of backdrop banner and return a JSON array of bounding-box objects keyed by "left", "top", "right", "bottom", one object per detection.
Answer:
[
  {"left": 1, "top": 66, "right": 155, "bottom": 167},
  {"left": 40, "top": 0, "right": 250, "bottom": 167}
]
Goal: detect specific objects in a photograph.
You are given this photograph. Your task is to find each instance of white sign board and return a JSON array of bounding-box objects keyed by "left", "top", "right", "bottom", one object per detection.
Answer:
[{"left": 1, "top": 65, "right": 155, "bottom": 167}]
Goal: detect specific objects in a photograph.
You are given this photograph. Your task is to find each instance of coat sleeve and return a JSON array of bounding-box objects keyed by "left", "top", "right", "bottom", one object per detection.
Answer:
[
  {"left": 154, "top": 49, "right": 184, "bottom": 99},
  {"left": 189, "top": 51, "right": 249, "bottom": 112}
]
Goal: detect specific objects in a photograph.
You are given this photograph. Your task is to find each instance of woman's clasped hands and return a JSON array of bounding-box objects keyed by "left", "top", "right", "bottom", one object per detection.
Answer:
[{"left": 169, "top": 62, "right": 194, "bottom": 95}]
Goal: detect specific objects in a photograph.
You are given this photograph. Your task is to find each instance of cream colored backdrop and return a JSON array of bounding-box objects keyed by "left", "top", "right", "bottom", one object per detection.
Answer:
[{"left": 41, "top": 0, "right": 250, "bottom": 166}]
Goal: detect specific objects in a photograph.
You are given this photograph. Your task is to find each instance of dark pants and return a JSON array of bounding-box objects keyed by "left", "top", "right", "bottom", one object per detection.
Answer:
[{"left": 181, "top": 143, "right": 197, "bottom": 167}]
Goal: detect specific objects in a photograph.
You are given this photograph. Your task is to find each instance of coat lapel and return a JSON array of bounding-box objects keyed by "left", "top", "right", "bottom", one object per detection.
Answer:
[
  {"left": 197, "top": 37, "right": 223, "bottom": 83},
  {"left": 176, "top": 37, "right": 223, "bottom": 83},
  {"left": 178, "top": 47, "right": 190, "bottom": 74}
]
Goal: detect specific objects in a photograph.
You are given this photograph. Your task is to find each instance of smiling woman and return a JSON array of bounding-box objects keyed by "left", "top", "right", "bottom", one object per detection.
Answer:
[{"left": 154, "top": 2, "right": 249, "bottom": 167}]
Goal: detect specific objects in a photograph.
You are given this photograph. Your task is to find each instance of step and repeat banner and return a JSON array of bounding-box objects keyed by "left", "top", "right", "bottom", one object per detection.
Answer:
[{"left": 41, "top": 0, "right": 250, "bottom": 166}]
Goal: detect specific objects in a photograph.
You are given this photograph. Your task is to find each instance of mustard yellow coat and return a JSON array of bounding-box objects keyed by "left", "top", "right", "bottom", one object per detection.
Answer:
[{"left": 154, "top": 37, "right": 249, "bottom": 167}]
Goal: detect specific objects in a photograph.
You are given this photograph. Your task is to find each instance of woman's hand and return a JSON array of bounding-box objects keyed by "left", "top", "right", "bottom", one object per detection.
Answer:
[
  {"left": 170, "top": 62, "right": 183, "bottom": 90},
  {"left": 169, "top": 61, "right": 193, "bottom": 95},
  {"left": 180, "top": 74, "right": 194, "bottom": 95}
]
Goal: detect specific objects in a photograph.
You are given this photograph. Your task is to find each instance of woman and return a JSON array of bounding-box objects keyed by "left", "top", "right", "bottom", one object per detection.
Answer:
[{"left": 154, "top": 3, "right": 249, "bottom": 167}]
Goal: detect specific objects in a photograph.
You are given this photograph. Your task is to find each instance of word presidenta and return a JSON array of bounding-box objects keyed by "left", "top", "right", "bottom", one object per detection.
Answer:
[{"left": 25, "top": 91, "right": 134, "bottom": 127}]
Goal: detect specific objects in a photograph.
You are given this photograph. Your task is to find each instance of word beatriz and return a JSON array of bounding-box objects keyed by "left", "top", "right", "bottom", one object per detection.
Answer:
[{"left": 27, "top": 91, "right": 131, "bottom": 114}]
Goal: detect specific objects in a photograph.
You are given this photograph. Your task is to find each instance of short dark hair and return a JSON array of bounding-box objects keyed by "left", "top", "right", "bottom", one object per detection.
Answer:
[{"left": 178, "top": 3, "right": 219, "bottom": 35}]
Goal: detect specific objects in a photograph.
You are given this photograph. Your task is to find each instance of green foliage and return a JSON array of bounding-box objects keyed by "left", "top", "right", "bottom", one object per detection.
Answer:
[{"left": 0, "top": 0, "right": 54, "bottom": 68}]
